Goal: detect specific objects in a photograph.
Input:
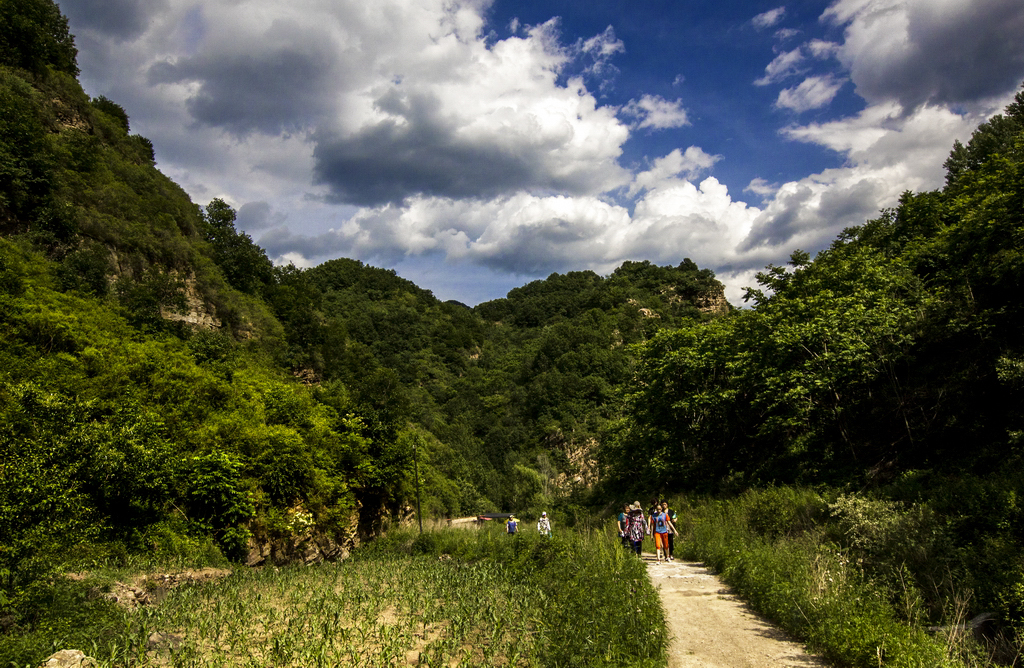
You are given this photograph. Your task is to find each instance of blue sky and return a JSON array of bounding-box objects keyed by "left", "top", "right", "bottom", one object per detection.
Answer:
[
  {"left": 60, "top": 0, "right": 1024, "bottom": 305},
  {"left": 488, "top": 1, "right": 855, "bottom": 194}
]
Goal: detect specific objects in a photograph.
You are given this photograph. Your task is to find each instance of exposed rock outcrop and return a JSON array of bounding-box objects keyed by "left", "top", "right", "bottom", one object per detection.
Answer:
[
  {"left": 160, "top": 276, "right": 222, "bottom": 330},
  {"left": 697, "top": 288, "right": 730, "bottom": 315},
  {"left": 245, "top": 531, "right": 350, "bottom": 567},
  {"left": 543, "top": 431, "right": 599, "bottom": 494},
  {"left": 245, "top": 505, "right": 357, "bottom": 567},
  {"left": 37, "top": 650, "right": 96, "bottom": 668}
]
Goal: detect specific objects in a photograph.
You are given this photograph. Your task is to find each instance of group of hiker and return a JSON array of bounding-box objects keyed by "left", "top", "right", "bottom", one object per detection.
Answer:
[
  {"left": 505, "top": 511, "right": 552, "bottom": 537},
  {"left": 499, "top": 502, "right": 680, "bottom": 564},
  {"left": 617, "top": 500, "right": 677, "bottom": 563}
]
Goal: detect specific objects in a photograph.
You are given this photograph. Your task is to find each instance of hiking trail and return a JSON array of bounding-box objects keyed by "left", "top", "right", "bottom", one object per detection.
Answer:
[{"left": 645, "top": 557, "right": 829, "bottom": 668}]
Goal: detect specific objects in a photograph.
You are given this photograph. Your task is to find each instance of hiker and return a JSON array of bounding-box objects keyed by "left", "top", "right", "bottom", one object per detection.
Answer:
[
  {"left": 626, "top": 502, "right": 646, "bottom": 556},
  {"left": 662, "top": 502, "right": 678, "bottom": 561},
  {"left": 537, "top": 511, "right": 552, "bottom": 537},
  {"left": 506, "top": 515, "right": 518, "bottom": 535},
  {"left": 617, "top": 503, "right": 631, "bottom": 548},
  {"left": 650, "top": 502, "right": 677, "bottom": 563}
]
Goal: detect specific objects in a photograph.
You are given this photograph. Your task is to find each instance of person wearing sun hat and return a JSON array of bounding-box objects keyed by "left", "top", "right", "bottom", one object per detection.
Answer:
[{"left": 537, "top": 511, "right": 552, "bottom": 537}]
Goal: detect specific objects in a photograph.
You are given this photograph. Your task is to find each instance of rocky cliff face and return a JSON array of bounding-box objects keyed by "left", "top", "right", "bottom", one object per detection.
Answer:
[
  {"left": 160, "top": 275, "right": 223, "bottom": 330},
  {"left": 245, "top": 504, "right": 360, "bottom": 567},
  {"left": 697, "top": 287, "right": 731, "bottom": 315}
]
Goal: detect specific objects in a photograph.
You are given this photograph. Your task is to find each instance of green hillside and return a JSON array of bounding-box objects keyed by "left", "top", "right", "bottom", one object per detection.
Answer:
[
  {"left": 6, "top": 1, "right": 1024, "bottom": 665},
  {"left": 0, "top": 0, "right": 727, "bottom": 607}
]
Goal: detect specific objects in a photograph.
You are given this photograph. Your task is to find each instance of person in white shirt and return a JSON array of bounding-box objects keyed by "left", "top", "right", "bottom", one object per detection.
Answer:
[{"left": 537, "top": 511, "right": 552, "bottom": 537}]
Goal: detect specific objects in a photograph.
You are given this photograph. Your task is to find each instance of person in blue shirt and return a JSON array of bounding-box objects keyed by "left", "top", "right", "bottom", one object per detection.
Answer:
[
  {"left": 506, "top": 515, "right": 518, "bottom": 535},
  {"left": 617, "top": 503, "right": 630, "bottom": 548},
  {"left": 648, "top": 504, "right": 677, "bottom": 563}
]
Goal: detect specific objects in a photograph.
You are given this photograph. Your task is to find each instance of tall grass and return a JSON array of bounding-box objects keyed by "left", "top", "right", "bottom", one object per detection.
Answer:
[
  {"left": 672, "top": 488, "right": 967, "bottom": 668},
  {"left": 370, "top": 525, "right": 667, "bottom": 667},
  {"left": 2, "top": 526, "right": 666, "bottom": 668}
]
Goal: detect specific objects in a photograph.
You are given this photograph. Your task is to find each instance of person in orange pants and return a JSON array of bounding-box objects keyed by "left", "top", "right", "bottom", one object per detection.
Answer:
[{"left": 648, "top": 504, "right": 677, "bottom": 563}]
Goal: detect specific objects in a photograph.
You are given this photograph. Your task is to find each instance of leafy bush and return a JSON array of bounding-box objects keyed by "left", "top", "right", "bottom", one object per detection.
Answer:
[
  {"left": 55, "top": 243, "right": 110, "bottom": 296},
  {"left": 0, "top": 578, "right": 129, "bottom": 668},
  {"left": 179, "top": 451, "right": 255, "bottom": 560},
  {"left": 745, "top": 486, "right": 824, "bottom": 539},
  {"left": 0, "top": 67, "right": 54, "bottom": 226},
  {"left": 90, "top": 96, "right": 128, "bottom": 132},
  {"left": 113, "top": 268, "right": 186, "bottom": 330}
]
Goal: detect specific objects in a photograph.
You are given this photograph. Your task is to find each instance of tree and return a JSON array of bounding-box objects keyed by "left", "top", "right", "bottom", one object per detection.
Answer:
[
  {"left": 0, "top": 0, "right": 79, "bottom": 76},
  {"left": 91, "top": 96, "right": 129, "bottom": 133},
  {"left": 0, "top": 385, "right": 96, "bottom": 603},
  {"left": 202, "top": 199, "right": 274, "bottom": 295}
]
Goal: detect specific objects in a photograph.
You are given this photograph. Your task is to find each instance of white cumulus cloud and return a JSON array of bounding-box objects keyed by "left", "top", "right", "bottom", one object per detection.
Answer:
[
  {"left": 621, "top": 95, "right": 690, "bottom": 130},
  {"left": 753, "top": 7, "right": 787, "bottom": 29},
  {"left": 755, "top": 48, "right": 805, "bottom": 86},
  {"left": 628, "top": 147, "right": 721, "bottom": 196},
  {"left": 775, "top": 74, "right": 846, "bottom": 111}
]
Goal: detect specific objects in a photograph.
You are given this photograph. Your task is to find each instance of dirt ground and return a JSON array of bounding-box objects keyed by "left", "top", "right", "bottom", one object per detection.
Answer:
[{"left": 645, "top": 557, "right": 830, "bottom": 668}]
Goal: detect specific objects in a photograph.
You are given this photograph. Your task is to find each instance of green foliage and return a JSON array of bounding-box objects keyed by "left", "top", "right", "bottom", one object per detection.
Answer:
[
  {"left": 0, "top": 242, "right": 416, "bottom": 606},
  {"left": 200, "top": 198, "right": 274, "bottom": 296},
  {"left": 0, "top": 577, "right": 131, "bottom": 668},
  {"left": 675, "top": 490, "right": 963, "bottom": 668},
  {"left": 0, "top": 384, "right": 97, "bottom": 603},
  {"left": 180, "top": 451, "right": 255, "bottom": 559},
  {"left": 0, "top": 0, "right": 78, "bottom": 76},
  {"left": 0, "top": 66, "right": 55, "bottom": 227},
  {"left": 114, "top": 268, "right": 186, "bottom": 331},
  {"left": 615, "top": 86, "right": 1024, "bottom": 492},
  {"left": 91, "top": 96, "right": 128, "bottom": 133},
  {"left": 55, "top": 242, "right": 111, "bottom": 296},
  {"left": 0, "top": 248, "right": 25, "bottom": 296}
]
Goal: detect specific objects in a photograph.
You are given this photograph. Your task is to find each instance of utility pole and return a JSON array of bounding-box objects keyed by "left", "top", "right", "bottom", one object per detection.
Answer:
[{"left": 413, "top": 436, "right": 423, "bottom": 533}]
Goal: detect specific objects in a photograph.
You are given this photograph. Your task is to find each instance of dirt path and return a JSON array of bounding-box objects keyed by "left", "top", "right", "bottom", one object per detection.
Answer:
[{"left": 645, "top": 557, "right": 829, "bottom": 668}]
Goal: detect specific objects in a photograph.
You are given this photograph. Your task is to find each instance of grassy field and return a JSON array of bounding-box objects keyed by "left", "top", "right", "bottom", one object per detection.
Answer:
[{"left": 3, "top": 526, "right": 666, "bottom": 668}]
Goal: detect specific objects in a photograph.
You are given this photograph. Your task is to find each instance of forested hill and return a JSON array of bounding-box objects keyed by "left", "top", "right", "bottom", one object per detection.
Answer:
[
  {"left": 609, "top": 87, "right": 1024, "bottom": 493},
  {"left": 8, "top": 2, "right": 1024, "bottom": 653},
  {"left": 0, "top": 0, "right": 730, "bottom": 600}
]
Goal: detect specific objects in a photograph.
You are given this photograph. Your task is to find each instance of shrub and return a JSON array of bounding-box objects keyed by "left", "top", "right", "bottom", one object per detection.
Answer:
[
  {"left": 56, "top": 243, "right": 110, "bottom": 296},
  {"left": 745, "top": 485, "right": 824, "bottom": 539},
  {"left": 179, "top": 451, "right": 255, "bottom": 560}
]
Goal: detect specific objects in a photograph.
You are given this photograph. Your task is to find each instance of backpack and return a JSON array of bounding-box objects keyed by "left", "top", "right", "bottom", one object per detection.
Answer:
[{"left": 628, "top": 512, "right": 645, "bottom": 541}]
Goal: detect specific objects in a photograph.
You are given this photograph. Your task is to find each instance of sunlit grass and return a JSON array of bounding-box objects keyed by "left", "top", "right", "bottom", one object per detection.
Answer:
[
  {"left": 671, "top": 491, "right": 971, "bottom": 668},
  {"left": 73, "top": 525, "right": 665, "bottom": 668}
]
